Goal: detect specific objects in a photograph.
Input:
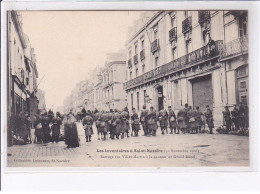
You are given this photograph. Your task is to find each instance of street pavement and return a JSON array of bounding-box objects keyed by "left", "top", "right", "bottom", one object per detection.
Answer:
[{"left": 7, "top": 122, "right": 249, "bottom": 167}]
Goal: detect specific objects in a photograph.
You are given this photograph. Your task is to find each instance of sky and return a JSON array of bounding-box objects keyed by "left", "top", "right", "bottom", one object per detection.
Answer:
[{"left": 21, "top": 11, "right": 141, "bottom": 111}]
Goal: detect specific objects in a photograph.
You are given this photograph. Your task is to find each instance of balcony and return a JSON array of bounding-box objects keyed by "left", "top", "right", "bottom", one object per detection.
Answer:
[
  {"left": 128, "top": 59, "right": 132, "bottom": 69},
  {"left": 169, "top": 27, "right": 177, "bottom": 42},
  {"left": 140, "top": 49, "right": 145, "bottom": 61},
  {"left": 220, "top": 36, "right": 248, "bottom": 60},
  {"left": 198, "top": 11, "right": 210, "bottom": 25},
  {"left": 133, "top": 54, "right": 138, "bottom": 65},
  {"left": 124, "top": 40, "right": 223, "bottom": 90},
  {"left": 151, "top": 39, "right": 160, "bottom": 53},
  {"left": 182, "top": 16, "right": 192, "bottom": 34}
]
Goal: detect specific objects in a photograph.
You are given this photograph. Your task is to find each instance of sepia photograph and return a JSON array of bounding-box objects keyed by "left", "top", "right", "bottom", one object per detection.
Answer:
[{"left": 4, "top": 9, "right": 249, "bottom": 168}]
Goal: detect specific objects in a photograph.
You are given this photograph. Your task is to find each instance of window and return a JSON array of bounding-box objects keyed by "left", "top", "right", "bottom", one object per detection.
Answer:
[
  {"left": 172, "top": 47, "right": 177, "bottom": 60},
  {"left": 142, "top": 65, "right": 145, "bottom": 74},
  {"left": 141, "top": 40, "right": 144, "bottom": 49},
  {"left": 239, "top": 15, "right": 247, "bottom": 37},
  {"left": 153, "top": 25, "right": 158, "bottom": 40},
  {"left": 131, "top": 93, "right": 134, "bottom": 109},
  {"left": 202, "top": 30, "right": 210, "bottom": 45},
  {"left": 137, "top": 92, "right": 140, "bottom": 111},
  {"left": 171, "top": 17, "right": 175, "bottom": 27},
  {"left": 240, "top": 81, "right": 247, "bottom": 89},
  {"left": 129, "top": 50, "right": 132, "bottom": 58},
  {"left": 143, "top": 90, "right": 146, "bottom": 103},
  {"left": 136, "top": 68, "right": 139, "bottom": 77},
  {"left": 130, "top": 71, "right": 132, "bottom": 80},
  {"left": 185, "top": 39, "right": 192, "bottom": 54},
  {"left": 134, "top": 44, "right": 138, "bottom": 54},
  {"left": 184, "top": 11, "right": 188, "bottom": 18},
  {"left": 155, "top": 57, "right": 159, "bottom": 67}
]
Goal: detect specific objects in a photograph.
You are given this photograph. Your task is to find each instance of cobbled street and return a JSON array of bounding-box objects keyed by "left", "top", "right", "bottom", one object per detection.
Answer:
[{"left": 7, "top": 122, "right": 249, "bottom": 167}]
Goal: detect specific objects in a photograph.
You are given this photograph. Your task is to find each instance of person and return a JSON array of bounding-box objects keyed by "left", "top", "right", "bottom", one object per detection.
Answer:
[
  {"left": 41, "top": 112, "right": 52, "bottom": 143},
  {"left": 48, "top": 109, "right": 54, "bottom": 124},
  {"left": 99, "top": 112, "right": 108, "bottom": 140},
  {"left": 82, "top": 114, "right": 94, "bottom": 142},
  {"left": 113, "top": 110, "right": 123, "bottom": 139},
  {"left": 147, "top": 106, "right": 158, "bottom": 136},
  {"left": 140, "top": 105, "right": 149, "bottom": 136},
  {"left": 64, "top": 112, "right": 79, "bottom": 148},
  {"left": 187, "top": 107, "right": 199, "bottom": 134},
  {"left": 168, "top": 106, "right": 177, "bottom": 134},
  {"left": 121, "top": 108, "right": 130, "bottom": 138},
  {"left": 177, "top": 104, "right": 189, "bottom": 134},
  {"left": 131, "top": 108, "right": 140, "bottom": 137},
  {"left": 205, "top": 105, "right": 214, "bottom": 134},
  {"left": 81, "top": 108, "right": 87, "bottom": 119},
  {"left": 16, "top": 112, "right": 31, "bottom": 144},
  {"left": 195, "top": 106, "right": 204, "bottom": 133},
  {"left": 34, "top": 111, "right": 44, "bottom": 143},
  {"left": 158, "top": 109, "right": 168, "bottom": 135},
  {"left": 223, "top": 106, "right": 232, "bottom": 132},
  {"left": 94, "top": 112, "right": 102, "bottom": 140},
  {"left": 51, "top": 113, "right": 62, "bottom": 143},
  {"left": 238, "top": 102, "right": 248, "bottom": 130},
  {"left": 231, "top": 105, "right": 240, "bottom": 131}
]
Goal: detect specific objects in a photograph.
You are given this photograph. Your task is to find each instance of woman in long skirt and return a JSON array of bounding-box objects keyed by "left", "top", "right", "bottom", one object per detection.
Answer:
[{"left": 64, "top": 112, "right": 79, "bottom": 148}]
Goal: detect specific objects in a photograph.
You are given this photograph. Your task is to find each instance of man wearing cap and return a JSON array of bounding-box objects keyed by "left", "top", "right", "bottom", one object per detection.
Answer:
[
  {"left": 147, "top": 106, "right": 158, "bottom": 136},
  {"left": 223, "top": 106, "right": 232, "bottom": 132},
  {"left": 140, "top": 105, "right": 149, "bottom": 136},
  {"left": 131, "top": 108, "right": 140, "bottom": 136},
  {"left": 168, "top": 106, "right": 177, "bottom": 134},
  {"left": 177, "top": 103, "right": 189, "bottom": 134},
  {"left": 205, "top": 105, "right": 214, "bottom": 134}
]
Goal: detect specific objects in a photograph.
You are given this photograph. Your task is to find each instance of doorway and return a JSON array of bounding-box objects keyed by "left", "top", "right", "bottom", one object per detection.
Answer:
[{"left": 157, "top": 85, "right": 164, "bottom": 111}]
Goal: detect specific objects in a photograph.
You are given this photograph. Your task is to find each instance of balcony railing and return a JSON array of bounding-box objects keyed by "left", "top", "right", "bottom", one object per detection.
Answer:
[
  {"left": 140, "top": 49, "right": 145, "bottom": 61},
  {"left": 151, "top": 39, "right": 160, "bottom": 53},
  {"left": 182, "top": 16, "right": 192, "bottom": 34},
  {"left": 169, "top": 27, "right": 177, "bottom": 42},
  {"left": 220, "top": 36, "right": 248, "bottom": 59},
  {"left": 134, "top": 54, "right": 138, "bottom": 65},
  {"left": 198, "top": 11, "right": 210, "bottom": 25},
  {"left": 124, "top": 40, "right": 223, "bottom": 90},
  {"left": 128, "top": 59, "right": 132, "bottom": 69}
]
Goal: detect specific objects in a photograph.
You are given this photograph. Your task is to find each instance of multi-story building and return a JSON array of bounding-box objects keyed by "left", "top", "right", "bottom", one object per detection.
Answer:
[
  {"left": 102, "top": 52, "right": 127, "bottom": 111},
  {"left": 7, "top": 11, "right": 30, "bottom": 116},
  {"left": 94, "top": 72, "right": 104, "bottom": 111},
  {"left": 124, "top": 10, "right": 248, "bottom": 127}
]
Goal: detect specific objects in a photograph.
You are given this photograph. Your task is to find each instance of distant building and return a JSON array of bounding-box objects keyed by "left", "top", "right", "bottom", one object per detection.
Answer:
[
  {"left": 102, "top": 51, "right": 127, "bottom": 111},
  {"left": 36, "top": 89, "right": 46, "bottom": 113}
]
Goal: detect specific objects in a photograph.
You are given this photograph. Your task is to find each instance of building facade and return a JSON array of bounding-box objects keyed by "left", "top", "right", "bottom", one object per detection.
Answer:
[
  {"left": 102, "top": 52, "right": 127, "bottom": 111},
  {"left": 124, "top": 10, "right": 248, "bottom": 127}
]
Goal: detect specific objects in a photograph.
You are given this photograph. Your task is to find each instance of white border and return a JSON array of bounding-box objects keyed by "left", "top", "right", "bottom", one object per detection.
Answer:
[{"left": 1, "top": 0, "right": 260, "bottom": 190}]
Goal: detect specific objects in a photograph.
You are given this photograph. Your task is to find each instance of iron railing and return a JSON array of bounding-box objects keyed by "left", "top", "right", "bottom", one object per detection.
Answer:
[
  {"left": 220, "top": 36, "right": 248, "bottom": 59},
  {"left": 124, "top": 40, "right": 223, "bottom": 90},
  {"left": 198, "top": 11, "right": 210, "bottom": 24}
]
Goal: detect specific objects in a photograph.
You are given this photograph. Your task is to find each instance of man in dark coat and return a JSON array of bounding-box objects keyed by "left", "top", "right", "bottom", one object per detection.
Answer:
[
  {"left": 205, "top": 105, "right": 214, "bottom": 134},
  {"left": 195, "top": 106, "right": 204, "bottom": 133},
  {"left": 168, "top": 106, "right": 177, "bottom": 134},
  {"left": 82, "top": 114, "right": 94, "bottom": 142},
  {"left": 140, "top": 105, "right": 149, "bottom": 136},
  {"left": 147, "top": 106, "right": 158, "bottom": 136},
  {"left": 41, "top": 112, "right": 52, "bottom": 143},
  {"left": 223, "top": 106, "right": 232, "bottom": 132},
  {"left": 51, "top": 113, "right": 62, "bottom": 143},
  {"left": 177, "top": 104, "right": 189, "bottom": 134},
  {"left": 158, "top": 109, "right": 168, "bottom": 135},
  {"left": 231, "top": 105, "right": 240, "bottom": 131},
  {"left": 131, "top": 108, "right": 140, "bottom": 137}
]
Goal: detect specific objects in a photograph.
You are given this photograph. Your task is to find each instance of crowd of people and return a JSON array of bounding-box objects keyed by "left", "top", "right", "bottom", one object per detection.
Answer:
[{"left": 10, "top": 102, "right": 249, "bottom": 147}]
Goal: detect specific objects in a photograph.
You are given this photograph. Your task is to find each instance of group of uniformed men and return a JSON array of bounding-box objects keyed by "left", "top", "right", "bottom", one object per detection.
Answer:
[{"left": 79, "top": 103, "right": 215, "bottom": 143}]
